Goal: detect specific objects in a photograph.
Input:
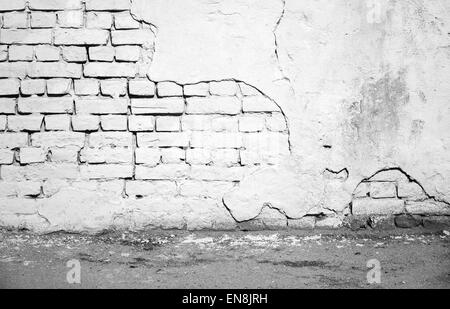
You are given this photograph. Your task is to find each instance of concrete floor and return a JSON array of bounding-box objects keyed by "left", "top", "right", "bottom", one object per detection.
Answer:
[{"left": 0, "top": 228, "right": 449, "bottom": 289}]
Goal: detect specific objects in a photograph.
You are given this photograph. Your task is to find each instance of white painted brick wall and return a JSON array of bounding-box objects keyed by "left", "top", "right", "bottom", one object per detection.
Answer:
[{"left": 0, "top": 1, "right": 290, "bottom": 232}]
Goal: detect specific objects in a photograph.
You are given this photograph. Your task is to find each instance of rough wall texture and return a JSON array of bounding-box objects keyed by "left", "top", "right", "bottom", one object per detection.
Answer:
[{"left": 0, "top": 0, "right": 449, "bottom": 232}]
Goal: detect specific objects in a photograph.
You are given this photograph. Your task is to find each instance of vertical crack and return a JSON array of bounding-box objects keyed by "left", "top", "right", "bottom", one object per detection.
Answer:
[{"left": 273, "top": 0, "right": 294, "bottom": 95}]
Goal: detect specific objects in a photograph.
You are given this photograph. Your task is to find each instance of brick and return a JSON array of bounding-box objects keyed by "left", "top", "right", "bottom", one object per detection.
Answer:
[
  {"left": 156, "top": 117, "right": 181, "bottom": 132},
  {"left": 67, "top": 180, "right": 122, "bottom": 195},
  {"left": 184, "top": 83, "right": 209, "bottom": 97},
  {"left": 0, "top": 0, "right": 27, "bottom": 11},
  {"left": 370, "top": 182, "right": 397, "bottom": 199},
  {"left": 50, "top": 146, "right": 79, "bottom": 163},
  {"left": 75, "top": 98, "right": 128, "bottom": 115},
  {"left": 100, "top": 79, "right": 127, "bottom": 97},
  {"left": 242, "top": 133, "right": 289, "bottom": 154},
  {"left": 8, "top": 116, "right": 43, "bottom": 131},
  {"left": 182, "top": 115, "right": 212, "bottom": 131},
  {"left": 18, "top": 97, "right": 73, "bottom": 114},
  {"left": 29, "top": 62, "right": 82, "bottom": 78},
  {"left": 89, "top": 46, "right": 115, "bottom": 62},
  {"left": 84, "top": 63, "right": 137, "bottom": 78},
  {"left": 0, "top": 46, "right": 7, "bottom": 62},
  {"left": 80, "top": 164, "right": 133, "bottom": 179},
  {"left": 239, "top": 83, "right": 260, "bottom": 96},
  {"left": 80, "top": 147, "right": 132, "bottom": 164},
  {"left": 111, "top": 29, "right": 155, "bottom": 45},
  {"left": 242, "top": 96, "right": 280, "bottom": 112},
  {"left": 86, "top": 0, "right": 131, "bottom": 11},
  {"left": 89, "top": 132, "right": 132, "bottom": 148},
  {"left": 46, "top": 79, "right": 72, "bottom": 95},
  {"left": 0, "top": 29, "right": 52, "bottom": 44},
  {"left": 54, "top": 29, "right": 109, "bottom": 45},
  {"left": 161, "top": 148, "right": 185, "bottom": 164},
  {"left": 19, "top": 147, "right": 47, "bottom": 164},
  {"left": 114, "top": 12, "right": 140, "bottom": 29},
  {"left": 135, "top": 147, "right": 161, "bottom": 166},
  {"left": 211, "top": 149, "right": 239, "bottom": 167},
  {"left": 211, "top": 116, "right": 238, "bottom": 132},
  {"left": 3, "top": 12, "right": 28, "bottom": 28},
  {"left": 100, "top": 115, "right": 128, "bottom": 131},
  {"left": 30, "top": 12, "right": 57, "bottom": 28},
  {"left": 0, "top": 78, "right": 20, "bottom": 96},
  {"left": 71, "top": 115, "right": 99, "bottom": 131},
  {"left": 0, "top": 115, "right": 6, "bottom": 130},
  {"left": 157, "top": 82, "right": 183, "bottom": 97},
  {"left": 129, "top": 79, "right": 156, "bottom": 97},
  {"left": 239, "top": 115, "right": 265, "bottom": 132},
  {"left": 239, "top": 150, "right": 262, "bottom": 165},
  {"left": 352, "top": 198, "right": 405, "bottom": 216},
  {"left": 240, "top": 148, "right": 284, "bottom": 165},
  {"left": 131, "top": 98, "right": 185, "bottom": 115},
  {"left": 186, "top": 97, "right": 241, "bottom": 115},
  {"left": 179, "top": 180, "right": 234, "bottom": 198},
  {"left": 86, "top": 12, "right": 112, "bottom": 29},
  {"left": 0, "top": 98, "right": 16, "bottom": 114},
  {"left": 41, "top": 179, "right": 70, "bottom": 196},
  {"left": 8, "top": 45, "right": 34, "bottom": 62},
  {"left": 0, "top": 133, "right": 28, "bottom": 148},
  {"left": 128, "top": 115, "right": 155, "bottom": 132},
  {"left": 0, "top": 63, "right": 28, "bottom": 78},
  {"left": 423, "top": 216, "right": 450, "bottom": 229},
  {"left": 190, "top": 132, "right": 242, "bottom": 149},
  {"left": 135, "top": 164, "right": 189, "bottom": 180},
  {"left": 21, "top": 79, "right": 47, "bottom": 96},
  {"left": 74, "top": 79, "right": 99, "bottom": 96},
  {"left": 45, "top": 115, "right": 71, "bottom": 131},
  {"left": 397, "top": 182, "right": 427, "bottom": 200},
  {"left": 31, "top": 132, "right": 85, "bottom": 148},
  {"left": 210, "top": 81, "right": 238, "bottom": 96},
  {"left": 0, "top": 149, "right": 14, "bottom": 164},
  {"left": 189, "top": 166, "right": 246, "bottom": 181},
  {"left": 241, "top": 133, "right": 289, "bottom": 165},
  {"left": 137, "top": 133, "right": 190, "bottom": 148},
  {"left": 115, "top": 46, "right": 140, "bottom": 62},
  {"left": 126, "top": 181, "right": 177, "bottom": 198},
  {"left": 62, "top": 46, "right": 87, "bottom": 62},
  {"left": 1, "top": 163, "right": 80, "bottom": 181},
  {"left": 405, "top": 201, "right": 450, "bottom": 216},
  {"left": 28, "top": 0, "right": 82, "bottom": 10},
  {"left": 353, "top": 182, "right": 370, "bottom": 198},
  {"left": 186, "top": 149, "right": 212, "bottom": 165},
  {"left": 0, "top": 181, "right": 42, "bottom": 198},
  {"left": 57, "top": 10, "right": 84, "bottom": 28},
  {"left": 266, "top": 114, "right": 287, "bottom": 132},
  {"left": 70, "top": 180, "right": 124, "bottom": 196},
  {"left": 35, "top": 45, "right": 60, "bottom": 62}
]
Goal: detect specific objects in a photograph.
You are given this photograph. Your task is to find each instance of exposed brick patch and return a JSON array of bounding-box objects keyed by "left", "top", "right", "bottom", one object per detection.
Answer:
[
  {"left": 0, "top": 3, "right": 290, "bottom": 231},
  {"left": 351, "top": 168, "right": 450, "bottom": 228}
]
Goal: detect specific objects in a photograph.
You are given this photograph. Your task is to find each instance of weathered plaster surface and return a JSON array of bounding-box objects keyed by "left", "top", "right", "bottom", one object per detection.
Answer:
[
  {"left": 0, "top": 0, "right": 449, "bottom": 232},
  {"left": 130, "top": 0, "right": 450, "bottom": 224}
]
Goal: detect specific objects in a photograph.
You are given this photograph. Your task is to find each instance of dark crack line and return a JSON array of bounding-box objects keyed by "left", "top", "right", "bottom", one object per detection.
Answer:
[
  {"left": 273, "top": 0, "right": 295, "bottom": 94},
  {"left": 222, "top": 197, "right": 289, "bottom": 225}
]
